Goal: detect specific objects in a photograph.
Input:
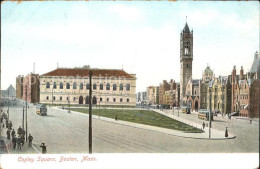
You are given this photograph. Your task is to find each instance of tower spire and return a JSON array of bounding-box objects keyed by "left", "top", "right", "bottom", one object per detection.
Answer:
[{"left": 186, "top": 16, "right": 187, "bottom": 23}]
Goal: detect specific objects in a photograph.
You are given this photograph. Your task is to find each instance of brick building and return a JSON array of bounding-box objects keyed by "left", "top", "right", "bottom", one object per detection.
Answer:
[
  {"left": 16, "top": 75, "right": 23, "bottom": 99},
  {"left": 22, "top": 73, "right": 40, "bottom": 103}
]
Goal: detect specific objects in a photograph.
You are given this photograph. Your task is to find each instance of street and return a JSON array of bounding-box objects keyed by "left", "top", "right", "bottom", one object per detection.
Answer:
[{"left": 1, "top": 101, "right": 259, "bottom": 153}]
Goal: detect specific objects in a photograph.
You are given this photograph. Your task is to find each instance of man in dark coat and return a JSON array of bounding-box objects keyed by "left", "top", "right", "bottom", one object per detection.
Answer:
[
  {"left": 12, "top": 135, "right": 17, "bottom": 149},
  {"left": 17, "top": 126, "right": 23, "bottom": 136},
  {"left": 11, "top": 129, "right": 15, "bottom": 138},
  {"left": 6, "top": 129, "right": 11, "bottom": 139},
  {"left": 40, "top": 143, "right": 47, "bottom": 154},
  {"left": 28, "top": 134, "right": 33, "bottom": 147}
]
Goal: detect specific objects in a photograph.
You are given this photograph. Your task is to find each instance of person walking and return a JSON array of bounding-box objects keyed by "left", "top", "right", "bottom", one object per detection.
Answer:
[
  {"left": 17, "top": 126, "right": 23, "bottom": 136},
  {"left": 225, "top": 127, "right": 228, "bottom": 138},
  {"left": 17, "top": 136, "right": 22, "bottom": 150},
  {"left": 40, "top": 143, "right": 47, "bottom": 154},
  {"left": 6, "top": 129, "right": 11, "bottom": 140},
  {"left": 11, "top": 129, "right": 15, "bottom": 138},
  {"left": 21, "top": 134, "right": 25, "bottom": 146},
  {"left": 202, "top": 122, "right": 205, "bottom": 130},
  {"left": 12, "top": 135, "right": 17, "bottom": 149},
  {"left": 28, "top": 134, "right": 33, "bottom": 147}
]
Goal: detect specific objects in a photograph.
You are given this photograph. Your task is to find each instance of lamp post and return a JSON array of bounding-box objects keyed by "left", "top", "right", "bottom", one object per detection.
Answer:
[
  {"left": 7, "top": 90, "right": 9, "bottom": 121},
  {"left": 89, "top": 70, "right": 93, "bottom": 154},
  {"left": 209, "top": 87, "right": 212, "bottom": 138},
  {"left": 52, "top": 88, "right": 54, "bottom": 105},
  {"left": 68, "top": 93, "right": 70, "bottom": 113},
  {"left": 25, "top": 85, "right": 28, "bottom": 142}
]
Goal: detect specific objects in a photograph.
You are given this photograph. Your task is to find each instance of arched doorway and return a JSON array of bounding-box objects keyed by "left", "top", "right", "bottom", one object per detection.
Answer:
[
  {"left": 195, "top": 101, "right": 198, "bottom": 112},
  {"left": 79, "top": 96, "right": 83, "bottom": 104},
  {"left": 86, "top": 96, "right": 90, "bottom": 104},
  {"left": 93, "top": 96, "right": 97, "bottom": 105}
]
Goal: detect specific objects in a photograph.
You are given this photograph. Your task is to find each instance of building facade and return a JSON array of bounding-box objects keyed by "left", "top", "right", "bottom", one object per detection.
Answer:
[
  {"left": 40, "top": 68, "right": 136, "bottom": 106},
  {"left": 16, "top": 75, "right": 23, "bottom": 99},
  {"left": 147, "top": 86, "right": 159, "bottom": 105},
  {"left": 22, "top": 73, "right": 40, "bottom": 103}
]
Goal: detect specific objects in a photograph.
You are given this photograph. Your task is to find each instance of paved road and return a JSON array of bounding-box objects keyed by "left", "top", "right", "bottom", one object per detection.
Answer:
[{"left": 1, "top": 102, "right": 258, "bottom": 153}]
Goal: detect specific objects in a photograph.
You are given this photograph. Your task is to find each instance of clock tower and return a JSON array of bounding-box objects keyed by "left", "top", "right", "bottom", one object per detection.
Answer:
[{"left": 180, "top": 18, "right": 193, "bottom": 105}]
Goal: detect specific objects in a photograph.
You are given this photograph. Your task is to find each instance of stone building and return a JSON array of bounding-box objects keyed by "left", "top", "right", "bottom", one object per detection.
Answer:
[
  {"left": 22, "top": 73, "right": 40, "bottom": 103},
  {"left": 147, "top": 86, "right": 159, "bottom": 105},
  {"left": 200, "top": 66, "right": 214, "bottom": 110},
  {"left": 16, "top": 75, "right": 23, "bottom": 99},
  {"left": 207, "top": 76, "right": 231, "bottom": 115},
  {"left": 39, "top": 68, "right": 136, "bottom": 106},
  {"left": 137, "top": 91, "right": 147, "bottom": 105},
  {"left": 180, "top": 20, "right": 193, "bottom": 106}
]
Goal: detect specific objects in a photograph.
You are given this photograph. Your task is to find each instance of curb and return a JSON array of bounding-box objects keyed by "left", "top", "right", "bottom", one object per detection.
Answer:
[{"left": 54, "top": 107, "right": 236, "bottom": 140}]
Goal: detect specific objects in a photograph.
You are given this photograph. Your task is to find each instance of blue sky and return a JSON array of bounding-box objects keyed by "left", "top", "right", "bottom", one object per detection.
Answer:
[{"left": 2, "top": 1, "right": 259, "bottom": 92}]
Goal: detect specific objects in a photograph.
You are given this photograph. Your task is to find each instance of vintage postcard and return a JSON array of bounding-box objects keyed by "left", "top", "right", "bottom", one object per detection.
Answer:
[{"left": 0, "top": 1, "right": 259, "bottom": 169}]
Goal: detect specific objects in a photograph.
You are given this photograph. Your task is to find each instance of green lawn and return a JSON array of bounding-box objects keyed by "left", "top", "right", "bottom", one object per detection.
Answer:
[{"left": 71, "top": 108, "right": 203, "bottom": 133}]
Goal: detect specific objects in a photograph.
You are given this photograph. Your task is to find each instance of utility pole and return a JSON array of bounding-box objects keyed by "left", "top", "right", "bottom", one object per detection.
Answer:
[
  {"left": 209, "top": 88, "right": 212, "bottom": 138},
  {"left": 89, "top": 70, "right": 93, "bottom": 154},
  {"left": 22, "top": 107, "right": 24, "bottom": 130},
  {"left": 7, "top": 90, "right": 9, "bottom": 121},
  {"left": 25, "top": 85, "right": 28, "bottom": 142}
]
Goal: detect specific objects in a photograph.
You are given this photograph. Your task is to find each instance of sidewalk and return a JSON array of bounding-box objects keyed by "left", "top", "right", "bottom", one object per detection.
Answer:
[
  {"left": 0, "top": 121, "right": 39, "bottom": 154},
  {"left": 52, "top": 107, "right": 236, "bottom": 140}
]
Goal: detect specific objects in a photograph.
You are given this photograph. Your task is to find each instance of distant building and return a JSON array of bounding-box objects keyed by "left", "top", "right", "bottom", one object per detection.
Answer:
[
  {"left": 22, "top": 73, "right": 40, "bottom": 103},
  {"left": 40, "top": 67, "right": 136, "bottom": 106},
  {"left": 16, "top": 75, "right": 23, "bottom": 99},
  {"left": 147, "top": 86, "right": 159, "bottom": 105},
  {"left": 1, "top": 84, "right": 16, "bottom": 98},
  {"left": 137, "top": 91, "right": 147, "bottom": 105}
]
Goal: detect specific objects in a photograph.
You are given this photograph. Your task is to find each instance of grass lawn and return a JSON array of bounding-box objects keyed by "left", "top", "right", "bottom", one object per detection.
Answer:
[{"left": 71, "top": 108, "right": 203, "bottom": 133}]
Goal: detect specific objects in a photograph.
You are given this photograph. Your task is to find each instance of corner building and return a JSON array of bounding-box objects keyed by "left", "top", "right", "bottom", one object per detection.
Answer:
[{"left": 40, "top": 68, "right": 136, "bottom": 106}]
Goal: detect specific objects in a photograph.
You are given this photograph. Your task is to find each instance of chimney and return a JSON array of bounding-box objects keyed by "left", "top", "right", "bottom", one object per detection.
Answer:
[{"left": 240, "top": 66, "right": 244, "bottom": 80}]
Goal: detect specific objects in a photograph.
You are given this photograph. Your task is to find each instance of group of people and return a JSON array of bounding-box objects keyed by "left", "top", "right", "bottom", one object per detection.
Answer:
[{"left": 1, "top": 110, "right": 34, "bottom": 151}]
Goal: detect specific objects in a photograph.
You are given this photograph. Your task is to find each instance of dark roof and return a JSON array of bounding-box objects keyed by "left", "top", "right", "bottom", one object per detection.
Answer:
[
  {"left": 183, "top": 23, "right": 190, "bottom": 33},
  {"left": 41, "top": 68, "right": 134, "bottom": 78}
]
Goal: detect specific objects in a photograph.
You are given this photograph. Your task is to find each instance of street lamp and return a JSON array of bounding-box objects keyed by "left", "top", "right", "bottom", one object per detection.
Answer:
[{"left": 209, "top": 86, "right": 212, "bottom": 138}]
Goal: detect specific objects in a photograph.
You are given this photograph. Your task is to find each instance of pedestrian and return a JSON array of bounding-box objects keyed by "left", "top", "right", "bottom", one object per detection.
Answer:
[
  {"left": 6, "top": 129, "right": 11, "bottom": 140},
  {"left": 0, "top": 116, "right": 3, "bottom": 123},
  {"left": 12, "top": 135, "right": 17, "bottom": 149},
  {"left": 17, "top": 136, "right": 22, "bottom": 150},
  {"left": 9, "top": 121, "right": 12, "bottom": 129},
  {"left": 17, "top": 126, "right": 23, "bottom": 136},
  {"left": 202, "top": 122, "right": 205, "bottom": 130},
  {"left": 21, "top": 134, "right": 25, "bottom": 146},
  {"left": 11, "top": 129, "right": 15, "bottom": 138},
  {"left": 250, "top": 120, "right": 252, "bottom": 124},
  {"left": 225, "top": 127, "right": 228, "bottom": 138},
  {"left": 40, "top": 143, "right": 47, "bottom": 154},
  {"left": 5, "top": 121, "right": 8, "bottom": 128},
  {"left": 28, "top": 134, "right": 33, "bottom": 147}
]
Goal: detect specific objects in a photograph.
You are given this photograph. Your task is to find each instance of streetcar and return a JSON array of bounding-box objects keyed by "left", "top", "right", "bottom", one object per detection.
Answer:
[
  {"left": 198, "top": 109, "right": 213, "bottom": 121},
  {"left": 36, "top": 104, "right": 47, "bottom": 116},
  {"left": 181, "top": 106, "right": 191, "bottom": 114}
]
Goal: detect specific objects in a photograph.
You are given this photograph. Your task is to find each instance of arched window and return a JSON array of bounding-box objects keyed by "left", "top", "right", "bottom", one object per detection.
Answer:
[
  {"left": 93, "top": 83, "right": 97, "bottom": 90},
  {"left": 53, "top": 82, "right": 57, "bottom": 89},
  {"left": 120, "top": 84, "right": 123, "bottom": 91},
  {"left": 46, "top": 82, "right": 50, "bottom": 89},
  {"left": 126, "top": 84, "right": 130, "bottom": 91},
  {"left": 60, "top": 83, "right": 63, "bottom": 89},
  {"left": 106, "top": 83, "right": 110, "bottom": 90},
  {"left": 113, "top": 84, "right": 117, "bottom": 91},
  {"left": 80, "top": 83, "right": 83, "bottom": 90},
  {"left": 100, "top": 84, "right": 103, "bottom": 90},
  {"left": 73, "top": 82, "right": 77, "bottom": 89},
  {"left": 86, "top": 83, "right": 90, "bottom": 89},
  {"left": 66, "top": 83, "right": 70, "bottom": 89}
]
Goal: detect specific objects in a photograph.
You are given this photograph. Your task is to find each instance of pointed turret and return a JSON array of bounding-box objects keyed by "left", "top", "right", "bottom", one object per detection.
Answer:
[{"left": 183, "top": 16, "right": 190, "bottom": 33}]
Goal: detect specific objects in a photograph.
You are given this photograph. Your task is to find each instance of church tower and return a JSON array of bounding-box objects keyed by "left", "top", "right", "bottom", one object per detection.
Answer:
[{"left": 180, "top": 18, "right": 193, "bottom": 105}]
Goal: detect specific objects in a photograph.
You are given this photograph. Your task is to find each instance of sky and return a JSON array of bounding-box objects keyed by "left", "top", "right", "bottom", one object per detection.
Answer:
[{"left": 1, "top": 1, "right": 259, "bottom": 92}]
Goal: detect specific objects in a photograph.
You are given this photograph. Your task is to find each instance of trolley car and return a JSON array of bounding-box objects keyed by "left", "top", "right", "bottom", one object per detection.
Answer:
[
  {"left": 181, "top": 106, "right": 191, "bottom": 114},
  {"left": 198, "top": 109, "right": 213, "bottom": 121},
  {"left": 36, "top": 104, "right": 47, "bottom": 116}
]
